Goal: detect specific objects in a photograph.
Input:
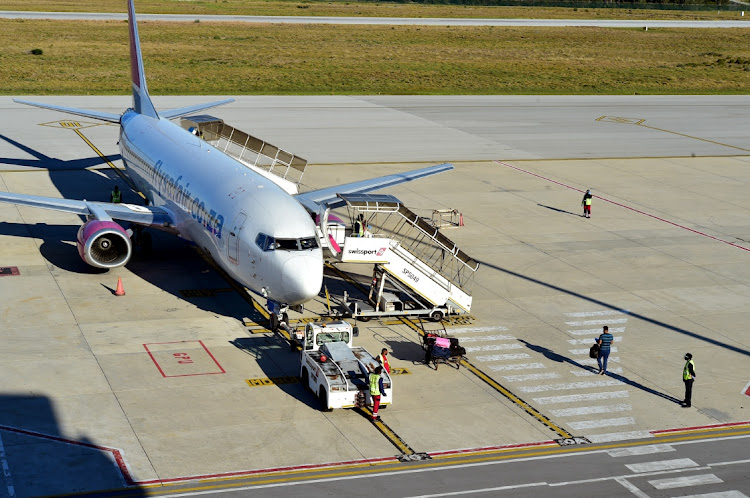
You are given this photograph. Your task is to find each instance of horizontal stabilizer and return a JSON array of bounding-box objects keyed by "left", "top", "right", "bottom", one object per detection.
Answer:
[
  {"left": 159, "top": 99, "right": 235, "bottom": 120},
  {"left": 295, "top": 163, "right": 454, "bottom": 212},
  {"left": 13, "top": 99, "right": 121, "bottom": 124}
]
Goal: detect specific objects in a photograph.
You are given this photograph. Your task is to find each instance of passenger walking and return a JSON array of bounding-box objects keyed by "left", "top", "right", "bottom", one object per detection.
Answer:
[
  {"left": 597, "top": 325, "right": 614, "bottom": 375},
  {"left": 377, "top": 348, "right": 391, "bottom": 374},
  {"left": 369, "top": 365, "right": 386, "bottom": 421},
  {"left": 682, "top": 353, "right": 696, "bottom": 408},
  {"left": 582, "top": 189, "right": 592, "bottom": 218},
  {"left": 110, "top": 185, "right": 122, "bottom": 203}
]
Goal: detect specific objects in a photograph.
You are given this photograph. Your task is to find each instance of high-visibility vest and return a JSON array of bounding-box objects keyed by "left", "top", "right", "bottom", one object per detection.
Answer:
[
  {"left": 585, "top": 197, "right": 592, "bottom": 206},
  {"left": 369, "top": 373, "right": 381, "bottom": 396},
  {"left": 111, "top": 190, "right": 122, "bottom": 203},
  {"left": 683, "top": 359, "right": 695, "bottom": 380}
]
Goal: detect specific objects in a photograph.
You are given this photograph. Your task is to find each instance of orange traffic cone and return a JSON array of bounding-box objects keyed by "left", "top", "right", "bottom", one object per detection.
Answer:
[
  {"left": 459, "top": 213, "right": 464, "bottom": 227},
  {"left": 114, "top": 277, "right": 126, "bottom": 296}
]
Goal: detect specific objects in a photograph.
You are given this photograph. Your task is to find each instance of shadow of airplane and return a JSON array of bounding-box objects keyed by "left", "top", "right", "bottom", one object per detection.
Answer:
[
  {"left": 0, "top": 132, "right": 122, "bottom": 172},
  {"left": 519, "top": 339, "right": 683, "bottom": 405},
  {"left": 477, "top": 258, "right": 750, "bottom": 359}
]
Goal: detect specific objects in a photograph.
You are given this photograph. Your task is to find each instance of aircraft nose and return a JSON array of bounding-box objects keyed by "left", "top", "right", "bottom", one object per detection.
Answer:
[{"left": 281, "top": 255, "right": 323, "bottom": 305}]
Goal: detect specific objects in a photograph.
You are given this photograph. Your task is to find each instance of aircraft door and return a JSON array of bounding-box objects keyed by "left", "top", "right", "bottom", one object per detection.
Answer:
[{"left": 227, "top": 211, "right": 247, "bottom": 265}]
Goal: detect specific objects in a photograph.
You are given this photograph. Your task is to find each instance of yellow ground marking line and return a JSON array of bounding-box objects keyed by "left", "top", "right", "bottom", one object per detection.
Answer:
[
  {"left": 147, "top": 427, "right": 750, "bottom": 495},
  {"left": 460, "top": 359, "right": 573, "bottom": 439},
  {"left": 357, "top": 406, "right": 415, "bottom": 455},
  {"left": 72, "top": 128, "right": 147, "bottom": 200},
  {"left": 597, "top": 115, "right": 750, "bottom": 153}
]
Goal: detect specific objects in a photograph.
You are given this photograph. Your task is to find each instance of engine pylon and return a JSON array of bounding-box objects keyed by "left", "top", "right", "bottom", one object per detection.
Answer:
[{"left": 115, "top": 277, "right": 126, "bottom": 296}]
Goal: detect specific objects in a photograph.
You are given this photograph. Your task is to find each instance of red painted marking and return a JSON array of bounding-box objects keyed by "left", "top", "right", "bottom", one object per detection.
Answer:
[
  {"left": 651, "top": 420, "right": 750, "bottom": 435},
  {"left": 143, "top": 340, "right": 225, "bottom": 378},
  {"left": 494, "top": 160, "right": 750, "bottom": 253},
  {"left": 745, "top": 382, "right": 750, "bottom": 397},
  {"left": 0, "top": 424, "right": 137, "bottom": 486},
  {"left": 429, "top": 440, "right": 557, "bottom": 457}
]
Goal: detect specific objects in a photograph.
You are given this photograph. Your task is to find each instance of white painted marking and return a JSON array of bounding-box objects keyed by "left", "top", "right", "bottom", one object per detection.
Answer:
[
  {"left": 571, "top": 367, "right": 623, "bottom": 376},
  {"left": 533, "top": 390, "right": 629, "bottom": 405},
  {"left": 568, "top": 327, "right": 626, "bottom": 336},
  {"left": 566, "top": 318, "right": 628, "bottom": 326},
  {"left": 648, "top": 474, "right": 723, "bottom": 490},
  {"left": 550, "top": 403, "right": 632, "bottom": 417},
  {"left": 488, "top": 362, "right": 545, "bottom": 372},
  {"left": 503, "top": 372, "right": 560, "bottom": 382},
  {"left": 607, "top": 444, "right": 674, "bottom": 457},
  {"left": 569, "top": 346, "right": 618, "bottom": 355},
  {"left": 444, "top": 325, "right": 509, "bottom": 334},
  {"left": 579, "top": 357, "right": 619, "bottom": 365},
  {"left": 475, "top": 353, "right": 530, "bottom": 362},
  {"left": 587, "top": 430, "right": 653, "bottom": 443},
  {"left": 680, "top": 492, "right": 748, "bottom": 498},
  {"left": 465, "top": 344, "right": 523, "bottom": 353},
  {"left": 614, "top": 477, "right": 650, "bottom": 498},
  {"left": 565, "top": 310, "right": 630, "bottom": 317},
  {"left": 404, "top": 481, "right": 547, "bottom": 497},
  {"left": 0, "top": 431, "right": 15, "bottom": 497},
  {"left": 457, "top": 334, "right": 516, "bottom": 343},
  {"left": 569, "top": 416, "right": 635, "bottom": 430},
  {"left": 520, "top": 380, "right": 622, "bottom": 393},
  {"left": 568, "top": 336, "right": 623, "bottom": 345},
  {"left": 626, "top": 458, "right": 699, "bottom": 473},
  {"left": 709, "top": 458, "right": 750, "bottom": 467}
]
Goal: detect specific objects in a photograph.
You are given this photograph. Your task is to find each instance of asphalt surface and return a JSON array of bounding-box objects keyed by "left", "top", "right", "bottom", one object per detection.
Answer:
[{"left": 0, "top": 11, "right": 749, "bottom": 27}]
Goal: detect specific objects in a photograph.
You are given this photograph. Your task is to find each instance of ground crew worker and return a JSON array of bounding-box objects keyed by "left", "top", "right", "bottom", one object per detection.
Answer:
[
  {"left": 682, "top": 353, "right": 696, "bottom": 408},
  {"left": 110, "top": 186, "right": 122, "bottom": 203},
  {"left": 377, "top": 348, "right": 391, "bottom": 374},
  {"left": 582, "top": 189, "right": 592, "bottom": 218},
  {"left": 353, "top": 214, "right": 365, "bottom": 237},
  {"left": 369, "top": 365, "right": 386, "bottom": 421}
]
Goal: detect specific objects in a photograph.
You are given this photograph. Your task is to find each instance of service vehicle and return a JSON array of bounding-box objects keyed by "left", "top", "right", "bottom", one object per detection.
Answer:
[{"left": 299, "top": 321, "right": 392, "bottom": 411}]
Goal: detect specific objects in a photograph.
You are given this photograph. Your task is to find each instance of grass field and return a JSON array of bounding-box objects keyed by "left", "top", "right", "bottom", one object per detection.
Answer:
[
  {"left": 2, "top": 19, "right": 750, "bottom": 95},
  {"left": 2, "top": 0, "right": 749, "bottom": 20}
]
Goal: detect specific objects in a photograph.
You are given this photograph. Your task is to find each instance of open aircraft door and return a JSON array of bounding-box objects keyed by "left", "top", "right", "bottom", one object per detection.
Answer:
[{"left": 227, "top": 211, "right": 247, "bottom": 264}]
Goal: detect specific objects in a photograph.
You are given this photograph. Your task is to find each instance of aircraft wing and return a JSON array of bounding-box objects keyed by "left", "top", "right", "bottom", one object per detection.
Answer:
[
  {"left": 0, "top": 191, "right": 174, "bottom": 227},
  {"left": 159, "top": 99, "right": 235, "bottom": 120},
  {"left": 294, "top": 163, "right": 454, "bottom": 212}
]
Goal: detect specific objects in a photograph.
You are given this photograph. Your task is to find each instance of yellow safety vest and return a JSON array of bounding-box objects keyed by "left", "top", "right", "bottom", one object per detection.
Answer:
[
  {"left": 683, "top": 359, "right": 695, "bottom": 380},
  {"left": 585, "top": 198, "right": 592, "bottom": 206},
  {"left": 111, "top": 190, "right": 122, "bottom": 203},
  {"left": 369, "top": 373, "right": 381, "bottom": 396}
]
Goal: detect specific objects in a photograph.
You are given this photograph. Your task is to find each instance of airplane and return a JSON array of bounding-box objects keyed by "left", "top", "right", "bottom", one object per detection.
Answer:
[{"left": 1, "top": 0, "right": 454, "bottom": 331}]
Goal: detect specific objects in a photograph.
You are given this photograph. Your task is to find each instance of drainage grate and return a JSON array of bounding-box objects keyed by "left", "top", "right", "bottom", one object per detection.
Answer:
[{"left": 0, "top": 267, "right": 20, "bottom": 276}]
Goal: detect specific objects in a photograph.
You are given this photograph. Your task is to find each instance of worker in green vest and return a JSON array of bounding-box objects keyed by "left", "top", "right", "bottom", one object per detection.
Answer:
[
  {"left": 369, "top": 365, "right": 386, "bottom": 421},
  {"left": 110, "top": 185, "right": 122, "bottom": 203},
  {"left": 582, "top": 189, "right": 592, "bottom": 218},
  {"left": 682, "top": 353, "right": 696, "bottom": 408}
]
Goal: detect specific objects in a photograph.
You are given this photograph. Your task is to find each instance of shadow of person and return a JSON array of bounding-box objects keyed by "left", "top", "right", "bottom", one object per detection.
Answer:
[{"left": 537, "top": 203, "right": 581, "bottom": 217}]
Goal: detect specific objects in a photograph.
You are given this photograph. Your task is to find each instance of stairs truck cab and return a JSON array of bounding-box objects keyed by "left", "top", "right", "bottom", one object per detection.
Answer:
[{"left": 299, "top": 321, "right": 392, "bottom": 411}]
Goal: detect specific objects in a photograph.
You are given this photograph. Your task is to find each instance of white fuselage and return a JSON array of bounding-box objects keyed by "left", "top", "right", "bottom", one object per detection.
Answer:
[{"left": 117, "top": 110, "right": 323, "bottom": 305}]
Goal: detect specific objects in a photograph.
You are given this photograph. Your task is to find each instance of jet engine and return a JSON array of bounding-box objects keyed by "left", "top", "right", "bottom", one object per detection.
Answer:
[{"left": 76, "top": 220, "right": 132, "bottom": 269}]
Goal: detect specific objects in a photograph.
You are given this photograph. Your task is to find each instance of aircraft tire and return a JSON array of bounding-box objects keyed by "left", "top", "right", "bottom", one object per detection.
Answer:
[{"left": 269, "top": 313, "right": 279, "bottom": 332}]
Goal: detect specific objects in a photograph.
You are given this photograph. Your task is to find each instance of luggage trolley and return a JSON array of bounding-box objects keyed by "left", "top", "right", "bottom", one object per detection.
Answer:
[{"left": 418, "top": 319, "right": 466, "bottom": 370}]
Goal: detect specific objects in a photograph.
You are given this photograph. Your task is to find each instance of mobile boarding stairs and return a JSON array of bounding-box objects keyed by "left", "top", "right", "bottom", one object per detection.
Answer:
[{"left": 318, "top": 194, "right": 479, "bottom": 322}]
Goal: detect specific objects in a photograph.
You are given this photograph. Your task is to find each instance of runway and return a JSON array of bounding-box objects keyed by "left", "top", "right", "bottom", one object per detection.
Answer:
[
  {"left": 1, "top": 95, "right": 750, "bottom": 496},
  {"left": 1, "top": 11, "right": 749, "bottom": 27}
]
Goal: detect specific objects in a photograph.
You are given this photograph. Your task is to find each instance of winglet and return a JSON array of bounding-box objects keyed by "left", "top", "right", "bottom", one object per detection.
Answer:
[{"left": 127, "top": 0, "right": 158, "bottom": 118}]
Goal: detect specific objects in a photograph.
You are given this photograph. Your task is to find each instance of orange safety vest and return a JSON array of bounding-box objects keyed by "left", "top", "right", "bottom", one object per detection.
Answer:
[{"left": 378, "top": 354, "right": 390, "bottom": 373}]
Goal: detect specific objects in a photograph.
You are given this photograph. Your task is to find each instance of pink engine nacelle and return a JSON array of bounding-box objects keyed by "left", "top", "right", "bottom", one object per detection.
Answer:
[{"left": 76, "top": 220, "right": 132, "bottom": 269}]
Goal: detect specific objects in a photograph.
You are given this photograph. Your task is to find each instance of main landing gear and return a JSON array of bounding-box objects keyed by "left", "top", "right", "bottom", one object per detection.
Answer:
[{"left": 267, "top": 300, "right": 290, "bottom": 333}]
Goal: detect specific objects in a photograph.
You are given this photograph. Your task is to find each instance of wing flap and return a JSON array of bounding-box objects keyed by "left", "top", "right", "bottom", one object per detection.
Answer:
[{"left": 294, "top": 163, "right": 454, "bottom": 212}]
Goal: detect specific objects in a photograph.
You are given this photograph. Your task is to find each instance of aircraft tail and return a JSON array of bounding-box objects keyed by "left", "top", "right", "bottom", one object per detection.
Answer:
[{"left": 127, "top": 0, "right": 158, "bottom": 118}]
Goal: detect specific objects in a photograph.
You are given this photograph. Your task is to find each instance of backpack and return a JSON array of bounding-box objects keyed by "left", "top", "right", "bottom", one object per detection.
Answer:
[{"left": 589, "top": 343, "right": 600, "bottom": 359}]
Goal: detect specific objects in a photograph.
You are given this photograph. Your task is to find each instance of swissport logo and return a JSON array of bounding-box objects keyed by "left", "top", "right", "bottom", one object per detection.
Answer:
[{"left": 347, "top": 247, "right": 387, "bottom": 257}]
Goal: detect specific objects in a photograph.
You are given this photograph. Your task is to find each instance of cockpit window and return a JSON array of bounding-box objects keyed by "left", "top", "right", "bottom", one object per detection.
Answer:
[{"left": 255, "top": 233, "right": 320, "bottom": 252}]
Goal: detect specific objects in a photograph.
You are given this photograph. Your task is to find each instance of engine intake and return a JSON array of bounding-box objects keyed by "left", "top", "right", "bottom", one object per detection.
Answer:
[{"left": 77, "top": 220, "right": 132, "bottom": 269}]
